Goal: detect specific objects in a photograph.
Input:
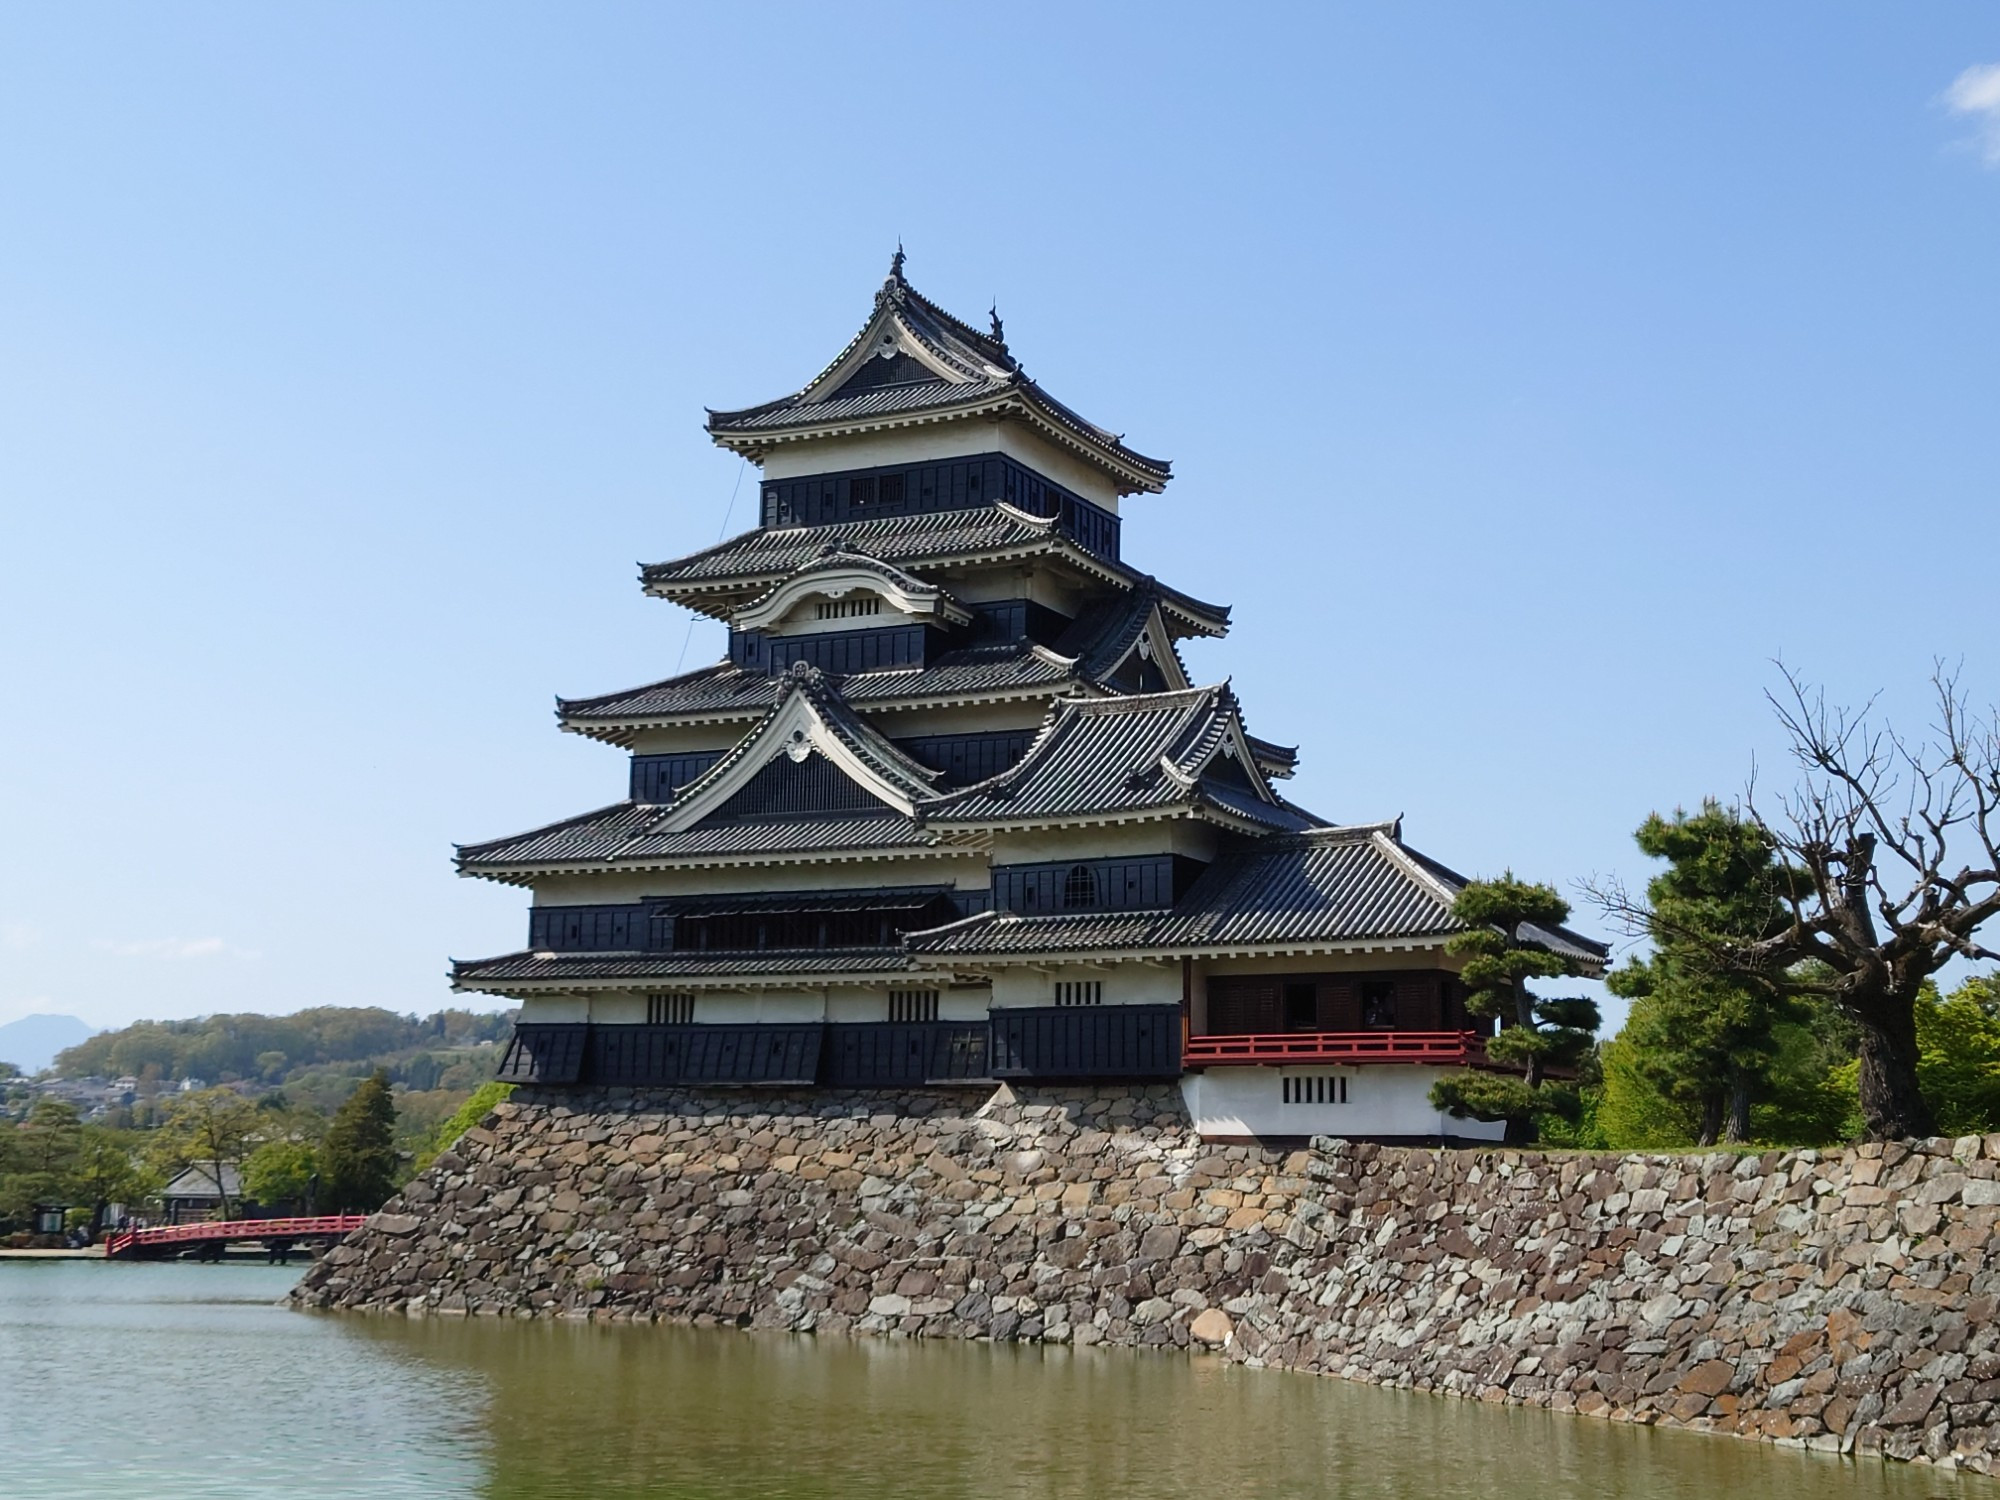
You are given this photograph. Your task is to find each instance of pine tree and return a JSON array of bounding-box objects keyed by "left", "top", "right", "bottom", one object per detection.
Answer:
[
  {"left": 1429, "top": 875, "right": 1600, "bottom": 1145},
  {"left": 319, "top": 1069, "right": 398, "bottom": 1213},
  {"left": 1604, "top": 802, "right": 1799, "bottom": 1144}
]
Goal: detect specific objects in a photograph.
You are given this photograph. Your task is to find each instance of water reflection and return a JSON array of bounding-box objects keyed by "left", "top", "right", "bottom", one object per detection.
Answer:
[
  {"left": 366, "top": 1311, "right": 1990, "bottom": 1500},
  {"left": 2, "top": 1262, "right": 1992, "bottom": 1500}
]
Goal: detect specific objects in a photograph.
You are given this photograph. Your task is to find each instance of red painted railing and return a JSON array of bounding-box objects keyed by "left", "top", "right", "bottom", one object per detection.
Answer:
[
  {"left": 1182, "top": 1030, "right": 1490, "bottom": 1068},
  {"left": 103, "top": 1214, "right": 367, "bottom": 1259}
]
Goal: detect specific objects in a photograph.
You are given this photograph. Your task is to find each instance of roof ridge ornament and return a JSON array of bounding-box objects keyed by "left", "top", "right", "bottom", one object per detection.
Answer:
[
  {"left": 989, "top": 302, "right": 1005, "bottom": 346},
  {"left": 876, "top": 242, "right": 909, "bottom": 308}
]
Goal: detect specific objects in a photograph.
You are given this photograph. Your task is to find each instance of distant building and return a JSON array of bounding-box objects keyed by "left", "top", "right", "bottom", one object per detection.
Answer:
[
  {"left": 455, "top": 255, "right": 1606, "bottom": 1142},
  {"left": 161, "top": 1162, "right": 243, "bottom": 1223}
]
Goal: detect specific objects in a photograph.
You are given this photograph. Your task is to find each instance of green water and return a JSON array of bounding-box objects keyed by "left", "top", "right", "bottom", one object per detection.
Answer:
[{"left": 0, "top": 1260, "right": 1989, "bottom": 1499}]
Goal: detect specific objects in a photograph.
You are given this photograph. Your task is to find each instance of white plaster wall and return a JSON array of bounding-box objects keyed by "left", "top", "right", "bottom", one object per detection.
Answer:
[
  {"left": 621, "top": 725, "right": 748, "bottom": 756},
  {"left": 858, "top": 700, "right": 1053, "bottom": 737},
  {"left": 944, "top": 562, "right": 1101, "bottom": 620},
  {"left": 516, "top": 995, "right": 589, "bottom": 1024},
  {"left": 587, "top": 993, "right": 650, "bottom": 1025},
  {"left": 756, "top": 422, "right": 1124, "bottom": 509},
  {"left": 650, "top": 990, "right": 827, "bottom": 1025},
  {"left": 986, "top": 819, "right": 1219, "bottom": 864},
  {"left": 1180, "top": 1066, "right": 1506, "bottom": 1143},
  {"left": 988, "top": 962, "right": 1178, "bottom": 1009},
  {"left": 548, "top": 984, "right": 993, "bottom": 1026}
]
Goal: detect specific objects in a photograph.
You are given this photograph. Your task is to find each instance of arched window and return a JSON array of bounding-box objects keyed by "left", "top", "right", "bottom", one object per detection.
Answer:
[{"left": 1062, "top": 864, "right": 1099, "bottom": 910}]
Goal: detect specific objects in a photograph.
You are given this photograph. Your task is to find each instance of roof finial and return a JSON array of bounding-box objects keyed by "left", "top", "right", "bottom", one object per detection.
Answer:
[
  {"left": 889, "top": 241, "right": 906, "bottom": 283},
  {"left": 989, "top": 301, "right": 1005, "bottom": 345}
]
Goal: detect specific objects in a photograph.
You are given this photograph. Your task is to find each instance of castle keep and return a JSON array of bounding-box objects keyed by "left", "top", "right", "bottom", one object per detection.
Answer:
[{"left": 454, "top": 254, "right": 1603, "bottom": 1141}]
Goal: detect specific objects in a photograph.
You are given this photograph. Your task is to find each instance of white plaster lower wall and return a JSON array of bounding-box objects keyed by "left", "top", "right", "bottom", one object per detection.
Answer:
[
  {"left": 523, "top": 984, "right": 996, "bottom": 1027},
  {"left": 516, "top": 996, "right": 588, "bottom": 1024},
  {"left": 988, "top": 963, "right": 1179, "bottom": 1009},
  {"left": 986, "top": 820, "right": 1219, "bottom": 863},
  {"left": 1180, "top": 1066, "right": 1506, "bottom": 1142}
]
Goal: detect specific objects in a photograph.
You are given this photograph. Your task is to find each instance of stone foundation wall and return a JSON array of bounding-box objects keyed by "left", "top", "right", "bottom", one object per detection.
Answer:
[{"left": 294, "top": 1083, "right": 2000, "bottom": 1473}]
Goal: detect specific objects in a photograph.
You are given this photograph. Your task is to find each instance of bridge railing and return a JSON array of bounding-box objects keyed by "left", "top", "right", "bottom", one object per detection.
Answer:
[
  {"left": 104, "top": 1214, "right": 368, "bottom": 1259},
  {"left": 1181, "top": 1030, "right": 1491, "bottom": 1068}
]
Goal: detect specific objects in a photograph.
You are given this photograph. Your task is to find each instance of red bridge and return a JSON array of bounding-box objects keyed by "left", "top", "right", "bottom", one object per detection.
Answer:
[{"left": 104, "top": 1215, "right": 367, "bottom": 1260}]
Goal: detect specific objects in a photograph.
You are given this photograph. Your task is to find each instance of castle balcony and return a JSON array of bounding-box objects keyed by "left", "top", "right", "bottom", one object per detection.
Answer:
[{"left": 1181, "top": 1030, "right": 1492, "bottom": 1070}]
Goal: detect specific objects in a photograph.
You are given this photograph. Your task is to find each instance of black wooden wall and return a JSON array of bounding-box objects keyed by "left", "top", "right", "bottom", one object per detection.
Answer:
[
  {"left": 495, "top": 1009, "right": 1182, "bottom": 1087},
  {"left": 896, "top": 730, "right": 1036, "bottom": 787},
  {"left": 730, "top": 623, "right": 931, "bottom": 677},
  {"left": 989, "top": 855, "right": 1207, "bottom": 915},
  {"left": 630, "top": 751, "right": 726, "bottom": 804},
  {"left": 758, "top": 452, "right": 1121, "bottom": 563}
]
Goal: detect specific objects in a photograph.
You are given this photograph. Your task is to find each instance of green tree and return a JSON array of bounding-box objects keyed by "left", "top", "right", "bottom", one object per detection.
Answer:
[
  {"left": 0, "top": 1099, "right": 83, "bottom": 1231},
  {"left": 69, "top": 1128, "right": 158, "bottom": 1234},
  {"left": 1905, "top": 977, "right": 2000, "bottom": 1136},
  {"left": 320, "top": 1069, "right": 398, "bottom": 1212},
  {"left": 412, "top": 1081, "right": 513, "bottom": 1173},
  {"left": 1595, "top": 668, "right": 2000, "bottom": 1141},
  {"left": 1428, "top": 875, "right": 1602, "bottom": 1145},
  {"left": 150, "top": 1087, "right": 262, "bottom": 1219},
  {"left": 1603, "top": 803, "right": 1801, "bottom": 1144},
  {"left": 244, "top": 1139, "right": 319, "bottom": 1209}
]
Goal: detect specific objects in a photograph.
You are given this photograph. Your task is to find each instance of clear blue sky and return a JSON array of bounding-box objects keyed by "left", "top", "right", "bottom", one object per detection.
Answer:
[{"left": 3, "top": 6, "right": 1997, "bottom": 1034}]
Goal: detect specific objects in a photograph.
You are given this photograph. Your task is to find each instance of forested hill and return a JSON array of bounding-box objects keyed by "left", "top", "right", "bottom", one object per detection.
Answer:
[{"left": 53, "top": 1007, "right": 515, "bottom": 1088}]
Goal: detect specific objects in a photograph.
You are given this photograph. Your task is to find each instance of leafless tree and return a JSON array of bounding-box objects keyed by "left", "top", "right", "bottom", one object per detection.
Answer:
[{"left": 1593, "top": 663, "right": 2000, "bottom": 1141}]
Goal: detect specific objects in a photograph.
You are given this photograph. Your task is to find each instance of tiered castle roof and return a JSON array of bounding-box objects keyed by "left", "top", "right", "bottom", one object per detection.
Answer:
[{"left": 705, "top": 247, "right": 1171, "bottom": 495}]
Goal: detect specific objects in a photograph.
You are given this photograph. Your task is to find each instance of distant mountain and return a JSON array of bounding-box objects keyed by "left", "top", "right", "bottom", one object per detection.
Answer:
[{"left": 0, "top": 1014, "right": 99, "bottom": 1073}]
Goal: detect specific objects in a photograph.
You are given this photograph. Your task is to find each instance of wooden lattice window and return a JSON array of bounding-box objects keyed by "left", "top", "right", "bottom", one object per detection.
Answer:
[
  {"left": 1061, "top": 864, "right": 1099, "bottom": 910},
  {"left": 647, "top": 993, "right": 695, "bottom": 1025},
  {"left": 1054, "top": 981, "right": 1102, "bottom": 1008},
  {"left": 889, "top": 989, "right": 938, "bottom": 1022},
  {"left": 815, "top": 596, "right": 881, "bottom": 621},
  {"left": 1282, "top": 1075, "right": 1348, "bottom": 1105}
]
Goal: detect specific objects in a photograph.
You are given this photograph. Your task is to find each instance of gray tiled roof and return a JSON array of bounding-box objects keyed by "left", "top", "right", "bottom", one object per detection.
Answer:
[
  {"left": 705, "top": 269, "right": 1170, "bottom": 489},
  {"left": 457, "top": 803, "right": 936, "bottom": 878},
  {"left": 468, "top": 667, "right": 948, "bottom": 879},
  {"left": 902, "top": 910, "right": 1166, "bottom": 955},
  {"left": 559, "top": 662, "right": 781, "bottom": 728},
  {"left": 559, "top": 593, "right": 1198, "bottom": 740},
  {"left": 712, "top": 375, "right": 1016, "bottom": 431},
  {"left": 737, "top": 547, "right": 960, "bottom": 620},
  {"left": 638, "top": 510, "right": 1229, "bottom": 637},
  {"left": 922, "top": 685, "right": 1314, "bottom": 832},
  {"left": 560, "top": 643, "right": 1078, "bottom": 736},
  {"left": 452, "top": 948, "right": 915, "bottom": 985},
  {"left": 905, "top": 824, "right": 1608, "bottom": 966},
  {"left": 1151, "top": 829, "right": 1460, "bottom": 948},
  {"left": 645, "top": 507, "right": 1053, "bottom": 589}
]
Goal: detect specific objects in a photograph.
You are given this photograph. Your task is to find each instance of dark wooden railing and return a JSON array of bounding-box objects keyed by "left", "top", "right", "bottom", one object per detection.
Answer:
[{"left": 1182, "top": 1030, "right": 1489, "bottom": 1068}]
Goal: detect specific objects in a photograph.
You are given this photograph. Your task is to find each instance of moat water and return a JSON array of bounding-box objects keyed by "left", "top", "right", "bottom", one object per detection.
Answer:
[{"left": 0, "top": 1259, "right": 1991, "bottom": 1498}]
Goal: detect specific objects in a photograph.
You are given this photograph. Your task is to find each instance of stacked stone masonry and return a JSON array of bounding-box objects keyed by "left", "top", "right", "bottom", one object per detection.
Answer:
[{"left": 295, "top": 1085, "right": 2000, "bottom": 1473}]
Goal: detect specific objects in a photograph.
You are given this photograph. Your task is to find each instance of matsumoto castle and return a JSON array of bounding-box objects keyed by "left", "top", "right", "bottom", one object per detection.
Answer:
[{"left": 461, "top": 254, "right": 1604, "bottom": 1142}]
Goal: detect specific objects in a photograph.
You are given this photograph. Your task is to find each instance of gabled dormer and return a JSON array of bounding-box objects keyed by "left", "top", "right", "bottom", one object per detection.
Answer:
[
  {"left": 732, "top": 548, "right": 973, "bottom": 636},
  {"left": 655, "top": 663, "right": 942, "bottom": 831},
  {"left": 922, "top": 685, "right": 1317, "bottom": 836},
  {"left": 725, "top": 546, "right": 975, "bottom": 679}
]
